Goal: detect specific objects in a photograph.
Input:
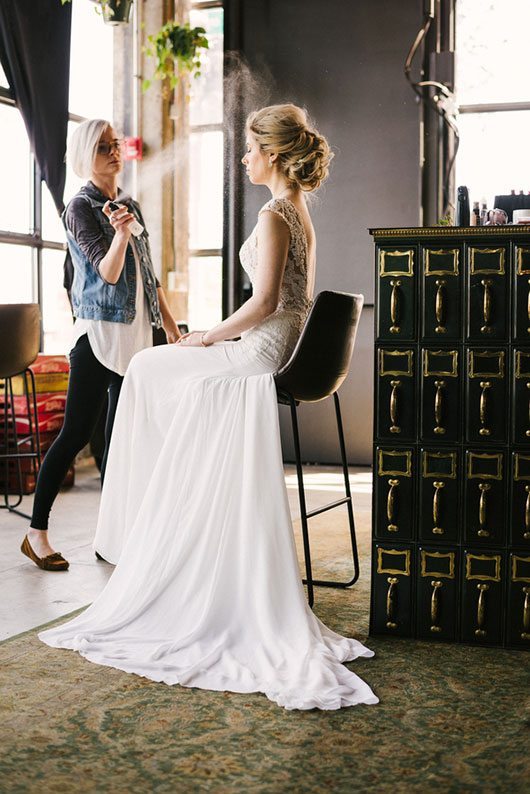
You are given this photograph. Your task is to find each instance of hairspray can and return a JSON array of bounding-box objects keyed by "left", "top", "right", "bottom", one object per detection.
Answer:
[
  {"left": 108, "top": 201, "right": 144, "bottom": 237},
  {"left": 455, "top": 186, "right": 470, "bottom": 226}
]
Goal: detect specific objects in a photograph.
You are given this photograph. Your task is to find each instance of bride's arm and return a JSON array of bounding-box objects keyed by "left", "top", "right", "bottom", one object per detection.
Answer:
[{"left": 182, "top": 211, "right": 290, "bottom": 346}]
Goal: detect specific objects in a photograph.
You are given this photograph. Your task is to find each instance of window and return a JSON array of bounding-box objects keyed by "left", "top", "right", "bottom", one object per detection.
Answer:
[
  {"left": 187, "top": 1, "right": 224, "bottom": 329},
  {"left": 0, "top": 0, "right": 113, "bottom": 353},
  {"left": 455, "top": 0, "right": 530, "bottom": 206}
]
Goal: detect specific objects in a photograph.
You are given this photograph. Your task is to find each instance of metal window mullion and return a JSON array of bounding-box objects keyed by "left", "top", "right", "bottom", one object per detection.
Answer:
[
  {"left": 458, "top": 101, "right": 530, "bottom": 114},
  {"left": 190, "top": 123, "right": 223, "bottom": 134},
  {"left": 0, "top": 231, "right": 66, "bottom": 250},
  {"left": 32, "top": 159, "right": 44, "bottom": 348},
  {"left": 0, "top": 90, "right": 15, "bottom": 107}
]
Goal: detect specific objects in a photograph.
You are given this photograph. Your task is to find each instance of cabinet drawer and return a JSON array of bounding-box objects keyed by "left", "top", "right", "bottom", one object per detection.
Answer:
[
  {"left": 371, "top": 544, "right": 414, "bottom": 637},
  {"left": 514, "top": 245, "right": 530, "bottom": 341},
  {"left": 374, "top": 448, "right": 415, "bottom": 541},
  {"left": 376, "top": 247, "right": 416, "bottom": 341},
  {"left": 512, "top": 350, "right": 530, "bottom": 443},
  {"left": 421, "top": 349, "right": 460, "bottom": 441},
  {"left": 464, "top": 451, "right": 506, "bottom": 545},
  {"left": 466, "top": 349, "right": 508, "bottom": 443},
  {"left": 421, "top": 246, "right": 462, "bottom": 340},
  {"left": 376, "top": 348, "right": 416, "bottom": 440},
  {"left": 510, "top": 453, "right": 530, "bottom": 547},
  {"left": 466, "top": 245, "right": 508, "bottom": 341},
  {"left": 417, "top": 547, "right": 459, "bottom": 641},
  {"left": 461, "top": 550, "right": 504, "bottom": 645},
  {"left": 418, "top": 449, "right": 460, "bottom": 543},
  {"left": 506, "top": 553, "right": 530, "bottom": 648}
]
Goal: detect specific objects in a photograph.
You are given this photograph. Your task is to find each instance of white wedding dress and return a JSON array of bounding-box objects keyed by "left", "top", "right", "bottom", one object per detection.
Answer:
[{"left": 40, "top": 197, "right": 378, "bottom": 711}]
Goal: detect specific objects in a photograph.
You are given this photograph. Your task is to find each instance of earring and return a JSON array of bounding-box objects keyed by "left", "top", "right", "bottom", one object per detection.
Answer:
[{"left": 269, "top": 159, "right": 273, "bottom": 168}]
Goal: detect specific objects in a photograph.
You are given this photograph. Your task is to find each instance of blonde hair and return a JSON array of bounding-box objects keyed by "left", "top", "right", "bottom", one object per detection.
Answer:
[
  {"left": 247, "top": 104, "right": 333, "bottom": 192},
  {"left": 68, "top": 118, "right": 111, "bottom": 179}
]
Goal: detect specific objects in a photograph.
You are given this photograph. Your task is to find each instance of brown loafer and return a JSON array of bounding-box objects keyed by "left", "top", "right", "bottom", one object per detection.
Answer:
[{"left": 21, "top": 535, "right": 69, "bottom": 571}]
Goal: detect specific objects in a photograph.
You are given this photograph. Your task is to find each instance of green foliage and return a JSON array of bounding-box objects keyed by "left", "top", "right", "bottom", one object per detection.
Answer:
[
  {"left": 142, "top": 22, "right": 209, "bottom": 93},
  {"left": 436, "top": 212, "right": 454, "bottom": 226}
]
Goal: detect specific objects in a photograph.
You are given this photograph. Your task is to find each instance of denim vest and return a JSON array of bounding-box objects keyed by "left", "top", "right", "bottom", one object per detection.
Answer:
[{"left": 65, "top": 183, "right": 162, "bottom": 328}]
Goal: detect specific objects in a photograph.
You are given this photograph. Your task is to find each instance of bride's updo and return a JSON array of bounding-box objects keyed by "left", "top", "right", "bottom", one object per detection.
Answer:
[{"left": 247, "top": 104, "right": 333, "bottom": 192}]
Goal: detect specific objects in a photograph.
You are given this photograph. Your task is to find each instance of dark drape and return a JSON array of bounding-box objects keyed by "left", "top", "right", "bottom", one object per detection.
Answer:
[{"left": 0, "top": 0, "right": 72, "bottom": 214}]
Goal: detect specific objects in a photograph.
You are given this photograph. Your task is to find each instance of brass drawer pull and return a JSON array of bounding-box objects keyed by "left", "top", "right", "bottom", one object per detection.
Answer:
[
  {"left": 478, "top": 482, "right": 491, "bottom": 537},
  {"left": 434, "top": 380, "right": 445, "bottom": 434},
  {"left": 432, "top": 481, "right": 445, "bottom": 534},
  {"left": 481, "top": 278, "right": 493, "bottom": 334},
  {"left": 522, "top": 587, "right": 530, "bottom": 640},
  {"left": 386, "top": 576, "right": 398, "bottom": 629},
  {"left": 475, "top": 583, "right": 489, "bottom": 637},
  {"left": 387, "top": 478, "right": 399, "bottom": 531},
  {"left": 479, "top": 380, "right": 491, "bottom": 436},
  {"left": 430, "top": 580, "right": 443, "bottom": 632},
  {"left": 526, "top": 382, "right": 530, "bottom": 438},
  {"left": 390, "top": 279, "right": 401, "bottom": 333},
  {"left": 527, "top": 278, "right": 530, "bottom": 333},
  {"left": 523, "top": 485, "right": 530, "bottom": 540},
  {"left": 435, "top": 279, "right": 446, "bottom": 334},
  {"left": 390, "top": 379, "right": 401, "bottom": 433}
]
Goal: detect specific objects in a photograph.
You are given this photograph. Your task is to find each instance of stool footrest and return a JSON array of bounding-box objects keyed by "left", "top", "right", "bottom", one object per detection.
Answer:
[
  {"left": 306, "top": 496, "right": 351, "bottom": 519},
  {"left": 303, "top": 577, "right": 356, "bottom": 588}
]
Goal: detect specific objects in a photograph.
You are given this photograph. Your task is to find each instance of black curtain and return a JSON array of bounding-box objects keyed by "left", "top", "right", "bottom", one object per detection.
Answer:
[{"left": 0, "top": 0, "right": 72, "bottom": 214}]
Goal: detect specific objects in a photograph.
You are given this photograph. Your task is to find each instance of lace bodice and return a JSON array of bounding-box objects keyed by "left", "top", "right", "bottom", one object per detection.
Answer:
[{"left": 239, "top": 197, "right": 312, "bottom": 367}]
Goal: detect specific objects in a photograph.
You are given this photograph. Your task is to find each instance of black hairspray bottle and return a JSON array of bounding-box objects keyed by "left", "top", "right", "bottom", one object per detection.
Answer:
[{"left": 455, "top": 186, "right": 470, "bottom": 226}]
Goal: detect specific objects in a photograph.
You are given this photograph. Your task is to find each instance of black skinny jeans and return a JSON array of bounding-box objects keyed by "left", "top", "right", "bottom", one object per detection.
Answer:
[{"left": 30, "top": 334, "right": 123, "bottom": 530}]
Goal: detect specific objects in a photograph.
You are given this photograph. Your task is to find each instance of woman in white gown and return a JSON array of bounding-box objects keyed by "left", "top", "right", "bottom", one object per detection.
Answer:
[{"left": 40, "top": 104, "right": 378, "bottom": 711}]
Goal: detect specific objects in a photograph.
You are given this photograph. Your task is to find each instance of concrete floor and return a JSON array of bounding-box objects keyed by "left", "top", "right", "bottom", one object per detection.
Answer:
[{"left": 0, "top": 461, "right": 372, "bottom": 641}]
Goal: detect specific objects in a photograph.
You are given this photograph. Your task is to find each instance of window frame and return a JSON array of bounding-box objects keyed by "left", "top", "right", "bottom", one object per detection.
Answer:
[
  {"left": 188, "top": 0, "right": 224, "bottom": 323},
  {"left": 0, "top": 88, "right": 81, "bottom": 348}
]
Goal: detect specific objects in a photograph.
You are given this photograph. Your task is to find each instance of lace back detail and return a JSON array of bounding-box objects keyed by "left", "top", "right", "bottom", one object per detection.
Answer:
[{"left": 238, "top": 197, "right": 313, "bottom": 366}]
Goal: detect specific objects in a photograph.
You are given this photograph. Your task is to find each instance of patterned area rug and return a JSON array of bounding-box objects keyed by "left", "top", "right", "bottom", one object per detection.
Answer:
[{"left": 1, "top": 510, "right": 529, "bottom": 793}]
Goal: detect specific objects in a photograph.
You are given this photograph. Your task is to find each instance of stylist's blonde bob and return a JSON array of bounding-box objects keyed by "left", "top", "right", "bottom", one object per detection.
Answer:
[
  {"left": 247, "top": 104, "right": 333, "bottom": 192},
  {"left": 68, "top": 118, "right": 112, "bottom": 179}
]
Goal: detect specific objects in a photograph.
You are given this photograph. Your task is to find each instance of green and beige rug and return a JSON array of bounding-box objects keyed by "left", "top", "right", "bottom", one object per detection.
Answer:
[{"left": 1, "top": 512, "right": 528, "bottom": 793}]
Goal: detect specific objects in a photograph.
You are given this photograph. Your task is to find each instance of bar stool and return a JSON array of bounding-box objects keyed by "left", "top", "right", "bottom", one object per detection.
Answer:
[
  {"left": 0, "top": 304, "right": 41, "bottom": 519},
  {"left": 275, "top": 291, "right": 364, "bottom": 607}
]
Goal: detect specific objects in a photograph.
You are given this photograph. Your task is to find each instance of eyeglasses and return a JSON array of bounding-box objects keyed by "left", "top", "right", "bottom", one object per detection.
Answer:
[{"left": 96, "top": 139, "right": 123, "bottom": 156}]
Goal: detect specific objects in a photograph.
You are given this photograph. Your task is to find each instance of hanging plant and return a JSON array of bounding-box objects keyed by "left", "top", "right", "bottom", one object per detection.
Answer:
[
  {"left": 60, "top": 1, "right": 133, "bottom": 27},
  {"left": 142, "top": 22, "right": 209, "bottom": 93}
]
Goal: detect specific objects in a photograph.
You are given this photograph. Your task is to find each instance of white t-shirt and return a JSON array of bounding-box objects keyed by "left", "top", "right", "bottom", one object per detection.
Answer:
[{"left": 71, "top": 240, "right": 154, "bottom": 376}]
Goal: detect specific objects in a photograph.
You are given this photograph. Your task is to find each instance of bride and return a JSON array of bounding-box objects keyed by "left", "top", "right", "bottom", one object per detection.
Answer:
[{"left": 40, "top": 104, "right": 378, "bottom": 711}]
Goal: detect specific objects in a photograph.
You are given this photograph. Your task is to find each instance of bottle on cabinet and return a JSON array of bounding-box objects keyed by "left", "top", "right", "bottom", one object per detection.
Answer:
[
  {"left": 471, "top": 201, "right": 480, "bottom": 226},
  {"left": 455, "top": 186, "right": 470, "bottom": 226}
]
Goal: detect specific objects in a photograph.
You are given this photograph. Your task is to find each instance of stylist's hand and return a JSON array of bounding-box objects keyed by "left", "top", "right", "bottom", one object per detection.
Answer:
[
  {"left": 102, "top": 201, "right": 134, "bottom": 238},
  {"left": 164, "top": 319, "right": 182, "bottom": 345},
  {"left": 177, "top": 331, "right": 210, "bottom": 347}
]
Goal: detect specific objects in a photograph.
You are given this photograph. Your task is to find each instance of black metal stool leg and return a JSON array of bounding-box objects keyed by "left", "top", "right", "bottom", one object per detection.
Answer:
[
  {"left": 289, "top": 396, "right": 314, "bottom": 607},
  {"left": 309, "top": 393, "right": 359, "bottom": 588},
  {"left": 0, "top": 369, "right": 41, "bottom": 520},
  {"left": 334, "top": 391, "right": 359, "bottom": 584},
  {"left": 292, "top": 392, "right": 359, "bottom": 588}
]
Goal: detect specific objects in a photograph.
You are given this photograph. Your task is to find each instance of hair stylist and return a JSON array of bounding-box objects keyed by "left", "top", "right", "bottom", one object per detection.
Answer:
[{"left": 21, "top": 119, "right": 181, "bottom": 571}]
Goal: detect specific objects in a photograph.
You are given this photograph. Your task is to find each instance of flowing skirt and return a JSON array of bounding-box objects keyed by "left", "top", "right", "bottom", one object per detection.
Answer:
[{"left": 40, "top": 339, "right": 378, "bottom": 710}]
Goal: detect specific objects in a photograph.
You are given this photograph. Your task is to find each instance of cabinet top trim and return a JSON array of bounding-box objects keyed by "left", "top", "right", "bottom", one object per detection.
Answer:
[{"left": 370, "top": 226, "right": 530, "bottom": 239}]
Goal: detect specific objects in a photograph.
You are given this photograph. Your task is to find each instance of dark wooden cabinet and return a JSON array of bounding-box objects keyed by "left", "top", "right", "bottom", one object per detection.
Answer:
[{"left": 370, "top": 226, "right": 530, "bottom": 649}]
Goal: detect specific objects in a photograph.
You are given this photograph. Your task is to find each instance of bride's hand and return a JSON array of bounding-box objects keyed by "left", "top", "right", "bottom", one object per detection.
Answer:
[{"left": 177, "top": 331, "right": 209, "bottom": 347}]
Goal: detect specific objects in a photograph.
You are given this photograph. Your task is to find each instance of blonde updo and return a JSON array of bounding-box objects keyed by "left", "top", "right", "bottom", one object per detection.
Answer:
[{"left": 247, "top": 104, "right": 333, "bottom": 192}]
